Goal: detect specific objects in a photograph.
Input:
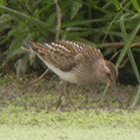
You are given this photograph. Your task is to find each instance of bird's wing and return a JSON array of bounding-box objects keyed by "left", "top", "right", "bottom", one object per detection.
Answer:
[{"left": 21, "top": 41, "right": 78, "bottom": 71}]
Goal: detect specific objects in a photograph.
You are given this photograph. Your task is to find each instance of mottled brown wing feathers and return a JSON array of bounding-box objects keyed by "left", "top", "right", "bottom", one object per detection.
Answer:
[
  {"left": 22, "top": 41, "right": 77, "bottom": 71},
  {"left": 62, "top": 41, "right": 104, "bottom": 60},
  {"left": 21, "top": 41, "right": 104, "bottom": 71}
]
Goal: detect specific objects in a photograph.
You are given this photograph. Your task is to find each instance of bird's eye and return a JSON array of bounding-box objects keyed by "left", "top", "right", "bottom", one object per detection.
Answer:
[
  {"left": 106, "top": 72, "right": 111, "bottom": 77},
  {"left": 106, "top": 72, "right": 113, "bottom": 82}
]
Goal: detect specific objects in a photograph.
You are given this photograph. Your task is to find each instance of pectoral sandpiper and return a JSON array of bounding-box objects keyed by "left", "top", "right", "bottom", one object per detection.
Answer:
[{"left": 21, "top": 41, "right": 118, "bottom": 107}]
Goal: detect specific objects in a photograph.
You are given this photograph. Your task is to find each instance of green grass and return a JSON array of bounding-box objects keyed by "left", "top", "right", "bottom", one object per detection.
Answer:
[
  {"left": 0, "top": 75, "right": 140, "bottom": 139},
  {"left": 0, "top": 125, "right": 140, "bottom": 140},
  {"left": 1, "top": 105, "right": 140, "bottom": 127}
]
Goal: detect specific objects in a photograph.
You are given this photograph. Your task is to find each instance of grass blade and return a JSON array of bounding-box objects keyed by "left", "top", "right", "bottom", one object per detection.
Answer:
[
  {"left": 116, "top": 20, "right": 140, "bottom": 68},
  {"left": 0, "top": 5, "right": 51, "bottom": 28},
  {"left": 127, "top": 49, "right": 140, "bottom": 83},
  {"left": 118, "top": 14, "right": 140, "bottom": 108},
  {"left": 113, "top": 0, "right": 121, "bottom": 10},
  {"left": 130, "top": 85, "right": 140, "bottom": 108},
  {"left": 130, "top": 0, "right": 140, "bottom": 12}
]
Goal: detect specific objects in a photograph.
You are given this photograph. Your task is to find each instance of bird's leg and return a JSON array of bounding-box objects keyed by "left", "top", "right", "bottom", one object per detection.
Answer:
[
  {"left": 51, "top": 81, "right": 72, "bottom": 109},
  {"left": 54, "top": 91, "right": 63, "bottom": 109},
  {"left": 61, "top": 81, "right": 73, "bottom": 105},
  {"left": 49, "top": 89, "right": 63, "bottom": 109}
]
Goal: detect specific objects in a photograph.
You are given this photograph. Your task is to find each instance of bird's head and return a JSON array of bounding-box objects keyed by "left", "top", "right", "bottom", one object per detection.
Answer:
[{"left": 97, "top": 60, "right": 118, "bottom": 84}]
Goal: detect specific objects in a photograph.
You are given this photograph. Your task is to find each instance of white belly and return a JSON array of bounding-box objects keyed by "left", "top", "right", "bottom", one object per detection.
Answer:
[{"left": 44, "top": 61, "right": 78, "bottom": 83}]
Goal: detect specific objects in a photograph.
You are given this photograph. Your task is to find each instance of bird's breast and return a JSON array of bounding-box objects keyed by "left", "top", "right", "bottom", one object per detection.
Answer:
[{"left": 44, "top": 61, "right": 78, "bottom": 83}]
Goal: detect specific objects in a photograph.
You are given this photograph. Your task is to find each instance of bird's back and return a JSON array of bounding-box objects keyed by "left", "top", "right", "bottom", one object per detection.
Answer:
[{"left": 22, "top": 41, "right": 104, "bottom": 71}]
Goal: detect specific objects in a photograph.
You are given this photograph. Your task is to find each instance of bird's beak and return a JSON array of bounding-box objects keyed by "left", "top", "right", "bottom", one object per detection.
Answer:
[
  {"left": 111, "top": 82, "right": 117, "bottom": 95},
  {"left": 110, "top": 82, "right": 121, "bottom": 104}
]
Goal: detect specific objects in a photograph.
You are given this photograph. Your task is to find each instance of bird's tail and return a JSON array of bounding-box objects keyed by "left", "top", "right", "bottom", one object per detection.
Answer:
[{"left": 21, "top": 41, "right": 41, "bottom": 54}]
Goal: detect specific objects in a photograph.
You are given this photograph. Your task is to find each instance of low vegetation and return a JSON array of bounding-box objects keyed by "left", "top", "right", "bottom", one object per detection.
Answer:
[{"left": 0, "top": 75, "right": 140, "bottom": 139}]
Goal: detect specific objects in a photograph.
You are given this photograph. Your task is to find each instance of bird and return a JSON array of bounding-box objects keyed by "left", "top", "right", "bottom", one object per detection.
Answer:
[{"left": 21, "top": 40, "right": 118, "bottom": 107}]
